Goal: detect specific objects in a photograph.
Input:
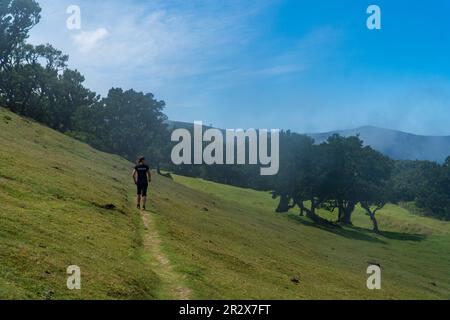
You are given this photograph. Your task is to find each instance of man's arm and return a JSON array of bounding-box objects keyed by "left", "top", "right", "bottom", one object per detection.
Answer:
[
  {"left": 132, "top": 169, "right": 137, "bottom": 184},
  {"left": 147, "top": 169, "right": 152, "bottom": 183}
]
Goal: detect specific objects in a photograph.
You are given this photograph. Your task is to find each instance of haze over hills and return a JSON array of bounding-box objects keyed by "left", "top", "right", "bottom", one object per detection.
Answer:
[
  {"left": 308, "top": 126, "right": 450, "bottom": 163},
  {"left": 169, "top": 121, "right": 450, "bottom": 163}
]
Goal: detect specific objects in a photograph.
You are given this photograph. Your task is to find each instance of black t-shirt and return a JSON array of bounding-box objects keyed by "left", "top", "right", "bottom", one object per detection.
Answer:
[{"left": 135, "top": 164, "right": 150, "bottom": 184}]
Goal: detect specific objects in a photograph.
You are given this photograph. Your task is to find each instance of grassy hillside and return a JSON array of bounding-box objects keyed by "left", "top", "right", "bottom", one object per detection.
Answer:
[
  {"left": 1, "top": 107, "right": 449, "bottom": 300},
  {"left": 0, "top": 108, "right": 161, "bottom": 299},
  {"left": 148, "top": 176, "right": 450, "bottom": 299}
]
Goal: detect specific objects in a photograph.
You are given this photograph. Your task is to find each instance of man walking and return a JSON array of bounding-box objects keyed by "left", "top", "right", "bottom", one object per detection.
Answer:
[{"left": 132, "top": 156, "right": 151, "bottom": 210}]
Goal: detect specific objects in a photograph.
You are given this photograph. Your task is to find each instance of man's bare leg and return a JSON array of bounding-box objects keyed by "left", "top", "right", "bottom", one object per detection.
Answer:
[
  {"left": 142, "top": 196, "right": 147, "bottom": 210},
  {"left": 137, "top": 195, "right": 141, "bottom": 209}
]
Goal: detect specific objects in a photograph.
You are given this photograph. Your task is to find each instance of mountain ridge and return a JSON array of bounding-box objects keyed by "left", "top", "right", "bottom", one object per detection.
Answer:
[
  {"left": 309, "top": 125, "right": 450, "bottom": 138},
  {"left": 168, "top": 121, "right": 450, "bottom": 163},
  {"left": 308, "top": 125, "right": 450, "bottom": 162}
]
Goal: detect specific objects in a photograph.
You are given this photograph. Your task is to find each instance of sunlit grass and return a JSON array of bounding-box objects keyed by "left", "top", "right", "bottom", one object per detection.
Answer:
[
  {"left": 0, "top": 108, "right": 160, "bottom": 299},
  {"left": 146, "top": 175, "right": 450, "bottom": 299}
]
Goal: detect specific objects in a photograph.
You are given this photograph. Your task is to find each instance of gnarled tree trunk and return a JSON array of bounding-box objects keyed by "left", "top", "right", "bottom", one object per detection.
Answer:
[
  {"left": 291, "top": 195, "right": 305, "bottom": 216},
  {"left": 303, "top": 199, "right": 339, "bottom": 228},
  {"left": 361, "top": 202, "right": 384, "bottom": 234},
  {"left": 369, "top": 212, "right": 380, "bottom": 234},
  {"left": 338, "top": 201, "right": 356, "bottom": 225},
  {"left": 275, "top": 193, "right": 291, "bottom": 213}
]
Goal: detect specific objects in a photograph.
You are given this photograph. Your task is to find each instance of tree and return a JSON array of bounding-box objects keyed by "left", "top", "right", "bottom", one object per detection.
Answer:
[
  {"left": 415, "top": 162, "right": 450, "bottom": 220},
  {"left": 1, "top": 0, "right": 41, "bottom": 107},
  {"left": 0, "top": 0, "right": 41, "bottom": 70},
  {"left": 319, "top": 135, "right": 366, "bottom": 225},
  {"left": 284, "top": 135, "right": 394, "bottom": 229},
  {"left": 52, "top": 69, "right": 97, "bottom": 131},
  {"left": 73, "top": 88, "right": 169, "bottom": 166},
  {"left": 271, "top": 131, "right": 314, "bottom": 213},
  {"left": 0, "top": 40, "right": 97, "bottom": 133},
  {"left": 392, "top": 159, "right": 450, "bottom": 220},
  {"left": 356, "top": 147, "right": 394, "bottom": 233},
  {"left": 444, "top": 156, "right": 450, "bottom": 168},
  {"left": 291, "top": 142, "right": 338, "bottom": 226}
]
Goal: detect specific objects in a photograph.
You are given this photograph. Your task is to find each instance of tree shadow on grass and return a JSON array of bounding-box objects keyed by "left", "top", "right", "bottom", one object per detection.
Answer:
[
  {"left": 351, "top": 226, "right": 427, "bottom": 242},
  {"left": 382, "top": 231, "right": 426, "bottom": 242},
  {"left": 287, "top": 214, "right": 427, "bottom": 243},
  {"left": 286, "top": 214, "right": 387, "bottom": 244}
]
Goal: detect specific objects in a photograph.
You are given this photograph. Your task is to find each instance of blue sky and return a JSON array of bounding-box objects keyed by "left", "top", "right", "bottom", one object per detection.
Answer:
[{"left": 28, "top": 0, "right": 450, "bottom": 135}]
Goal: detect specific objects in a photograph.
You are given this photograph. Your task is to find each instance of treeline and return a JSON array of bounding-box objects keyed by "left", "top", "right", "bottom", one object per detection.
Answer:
[
  {"left": 392, "top": 160, "right": 450, "bottom": 220},
  {"left": 271, "top": 133, "right": 450, "bottom": 227},
  {"left": 171, "top": 127, "right": 450, "bottom": 226},
  {"left": 1, "top": 0, "right": 449, "bottom": 230}
]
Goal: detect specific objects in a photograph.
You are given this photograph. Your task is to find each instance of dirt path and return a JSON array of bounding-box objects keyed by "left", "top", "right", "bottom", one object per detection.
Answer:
[{"left": 140, "top": 210, "right": 191, "bottom": 300}]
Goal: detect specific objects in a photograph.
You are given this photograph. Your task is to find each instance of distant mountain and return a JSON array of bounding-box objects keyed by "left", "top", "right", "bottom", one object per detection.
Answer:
[
  {"left": 167, "top": 121, "right": 450, "bottom": 163},
  {"left": 308, "top": 126, "right": 450, "bottom": 163}
]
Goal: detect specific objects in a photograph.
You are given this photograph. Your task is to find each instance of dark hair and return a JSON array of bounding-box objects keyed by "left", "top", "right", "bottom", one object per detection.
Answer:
[{"left": 137, "top": 156, "right": 145, "bottom": 164}]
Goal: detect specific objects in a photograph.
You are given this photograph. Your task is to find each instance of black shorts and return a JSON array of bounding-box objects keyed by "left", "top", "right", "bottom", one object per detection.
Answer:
[{"left": 136, "top": 183, "right": 148, "bottom": 196}]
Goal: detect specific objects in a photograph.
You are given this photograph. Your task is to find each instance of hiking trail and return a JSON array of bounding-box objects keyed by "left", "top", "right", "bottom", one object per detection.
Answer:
[{"left": 140, "top": 209, "right": 191, "bottom": 300}]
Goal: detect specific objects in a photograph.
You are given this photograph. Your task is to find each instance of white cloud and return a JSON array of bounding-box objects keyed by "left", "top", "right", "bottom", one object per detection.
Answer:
[
  {"left": 27, "top": 1, "right": 345, "bottom": 130},
  {"left": 25, "top": 1, "right": 450, "bottom": 134},
  {"left": 72, "top": 28, "right": 109, "bottom": 53},
  {"left": 28, "top": 0, "right": 268, "bottom": 94},
  {"left": 255, "top": 65, "right": 307, "bottom": 76}
]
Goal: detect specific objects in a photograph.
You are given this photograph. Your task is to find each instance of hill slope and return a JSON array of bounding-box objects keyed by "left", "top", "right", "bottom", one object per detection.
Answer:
[
  {"left": 2, "top": 108, "right": 449, "bottom": 299},
  {"left": 148, "top": 175, "right": 450, "bottom": 299},
  {"left": 0, "top": 108, "right": 163, "bottom": 299}
]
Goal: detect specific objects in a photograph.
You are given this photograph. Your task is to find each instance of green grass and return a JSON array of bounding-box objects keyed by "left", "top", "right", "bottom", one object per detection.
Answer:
[
  {"left": 148, "top": 175, "right": 450, "bottom": 299},
  {"left": 0, "top": 108, "right": 160, "bottom": 299},
  {"left": 1, "top": 107, "right": 449, "bottom": 300}
]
